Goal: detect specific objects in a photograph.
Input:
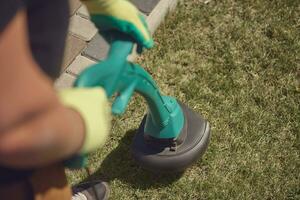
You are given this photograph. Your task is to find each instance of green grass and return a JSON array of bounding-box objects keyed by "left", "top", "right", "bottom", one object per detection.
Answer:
[{"left": 68, "top": 0, "right": 300, "bottom": 199}]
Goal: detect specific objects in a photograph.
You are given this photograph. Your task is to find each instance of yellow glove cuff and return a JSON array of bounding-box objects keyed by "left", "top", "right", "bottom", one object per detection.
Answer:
[{"left": 58, "top": 87, "right": 111, "bottom": 154}]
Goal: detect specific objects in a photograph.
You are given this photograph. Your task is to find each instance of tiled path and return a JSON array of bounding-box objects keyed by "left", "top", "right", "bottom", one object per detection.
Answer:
[{"left": 55, "top": 0, "right": 177, "bottom": 89}]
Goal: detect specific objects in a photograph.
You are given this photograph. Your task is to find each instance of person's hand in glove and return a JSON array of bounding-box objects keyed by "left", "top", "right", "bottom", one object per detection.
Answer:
[
  {"left": 82, "top": 0, "right": 154, "bottom": 49},
  {"left": 59, "top": 88, "right": 111, "bottom": 154}
]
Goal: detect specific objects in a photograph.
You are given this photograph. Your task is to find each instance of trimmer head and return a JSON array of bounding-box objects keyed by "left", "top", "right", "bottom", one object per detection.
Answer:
[
  {"left": 131, "top": 102, "right": 210, "bottom": 173},
  {"left": 74, "top": 31, "right": 210, "bottom": 173}
]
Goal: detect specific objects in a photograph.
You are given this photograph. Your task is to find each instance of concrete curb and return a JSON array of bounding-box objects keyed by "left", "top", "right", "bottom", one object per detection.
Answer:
[
  {"left": 130, "top": 0, "right": 179, "bottom": 61},
  {"left": 147, "top": 0, "right": 178, "bottom": 34}
]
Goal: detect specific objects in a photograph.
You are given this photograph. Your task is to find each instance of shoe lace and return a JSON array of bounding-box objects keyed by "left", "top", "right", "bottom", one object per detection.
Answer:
[{"left": 72, "top": 192, "right": 88, "bottom": 200}]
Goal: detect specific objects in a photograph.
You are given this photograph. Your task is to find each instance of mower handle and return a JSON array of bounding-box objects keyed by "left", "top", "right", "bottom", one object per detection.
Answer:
[
  {"left": 74, "top": 31, "right": 141, "bottom": 114},
  {"left": 74, "top": 31, "right": 184, "bottom": 139}
]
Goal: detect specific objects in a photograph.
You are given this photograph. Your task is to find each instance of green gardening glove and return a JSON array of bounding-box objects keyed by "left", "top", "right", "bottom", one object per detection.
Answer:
[{"left": 82, "top": 0, "right": 154, "bottom": 49}]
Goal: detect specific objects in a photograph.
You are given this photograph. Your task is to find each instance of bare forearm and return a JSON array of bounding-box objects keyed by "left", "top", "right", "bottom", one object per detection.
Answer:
[
  {"left": 0, "top": 106, "right": 85, "bottom": 169},
  {"left": 0, "top": 10, "right": 86, "bottom": 168}
]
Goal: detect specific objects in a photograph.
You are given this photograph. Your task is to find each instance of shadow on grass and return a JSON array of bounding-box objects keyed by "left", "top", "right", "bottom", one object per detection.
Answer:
[{"left": 82, "top": 129, "right": 183, "bottom": 189}]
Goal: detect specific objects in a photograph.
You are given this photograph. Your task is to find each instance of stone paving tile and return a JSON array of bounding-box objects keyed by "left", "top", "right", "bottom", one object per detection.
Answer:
[
  {"left": 67, "top": 55, "right": 96, "bottom": 75},
  {"left": 69, "top": 0, "right": 81, "bottom": 16},
  {"left": 62, "top": 34, "right": 87, "bottom": 70},
  {"left": 77, "top": 5, "right": 90, "bottom": 19},
  {"left": 130, "top": 0, "right": 160, "bottom": 15},
  {"left": 69, "top": 15, "right": 98, "bottom": 41},
  {"left": 82, "top": 33, "right": 110, "bottom": 61},
  {"left": 54, "top": 73, "right": 76, "bottom": 89}
]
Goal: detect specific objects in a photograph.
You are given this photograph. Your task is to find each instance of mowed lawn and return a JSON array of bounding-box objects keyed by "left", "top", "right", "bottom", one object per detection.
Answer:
[{"left": 68, "top": 0, "right": 300, "bottom": 199}]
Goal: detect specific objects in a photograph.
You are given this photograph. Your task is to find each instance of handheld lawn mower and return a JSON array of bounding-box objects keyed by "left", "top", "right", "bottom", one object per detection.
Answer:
[{"left": 74, "top": 31, "right": 210, "bottom": 173}]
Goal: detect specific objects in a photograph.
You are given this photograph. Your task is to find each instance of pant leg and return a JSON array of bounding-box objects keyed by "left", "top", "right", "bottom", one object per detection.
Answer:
[
  {"left": 26, "top": 0, "right": 69, "bottom": 80},
  {"left": 29, "top": 164, "right": 72, "bottom": 200},
  {"left": 0, "top": 179, "right": 33, "bottom": 200}
]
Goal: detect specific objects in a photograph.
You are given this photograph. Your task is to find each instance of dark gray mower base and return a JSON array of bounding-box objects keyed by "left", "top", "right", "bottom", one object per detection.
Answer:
[{"left": 131, "top": 102, "right": 210, "bottom": 173}]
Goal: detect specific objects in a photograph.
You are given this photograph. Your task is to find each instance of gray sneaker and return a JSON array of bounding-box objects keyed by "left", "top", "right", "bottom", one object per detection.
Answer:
[{"left": 72, "top": 181, "right": 110, "bottom": 200}]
